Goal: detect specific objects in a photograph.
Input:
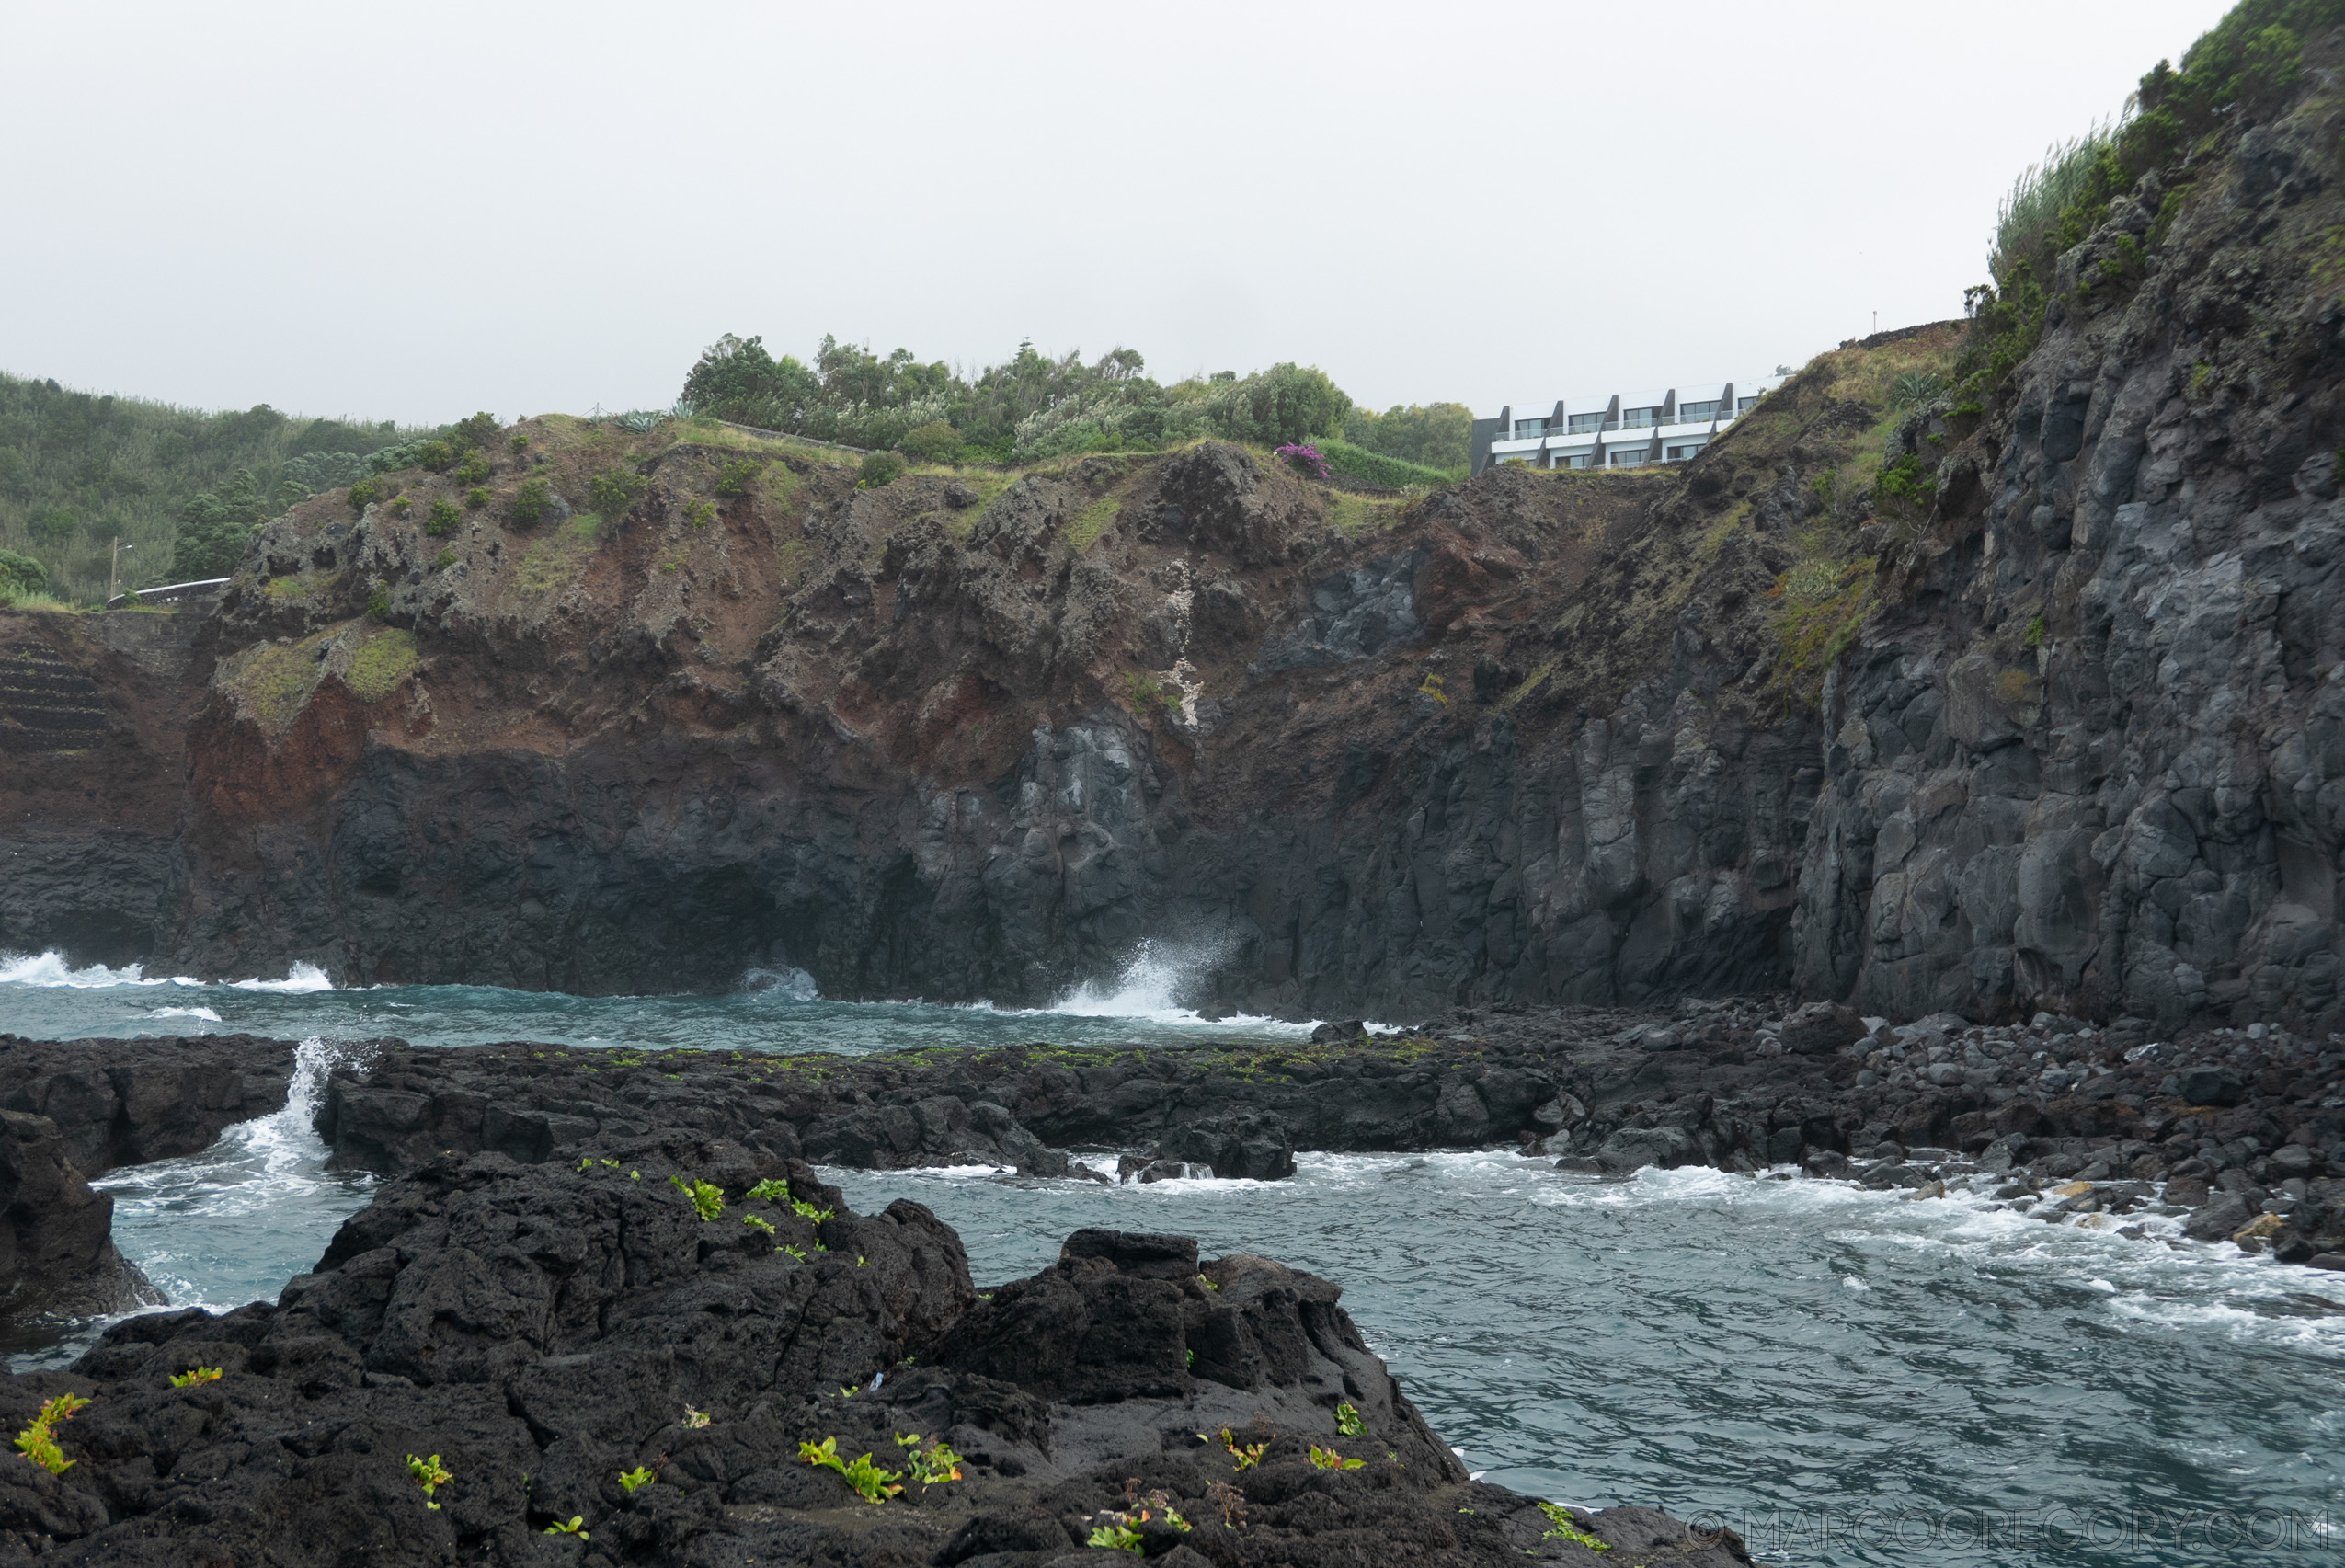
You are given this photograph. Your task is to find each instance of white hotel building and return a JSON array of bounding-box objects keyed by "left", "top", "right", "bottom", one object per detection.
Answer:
[{"left": 1468, "top": 375, "right": 1786, "bottom": 476}]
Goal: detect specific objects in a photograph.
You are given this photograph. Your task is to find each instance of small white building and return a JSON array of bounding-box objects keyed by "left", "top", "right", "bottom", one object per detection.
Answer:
[{"left": 1469, "top": 375, "right": 1786, "bottom": 475}]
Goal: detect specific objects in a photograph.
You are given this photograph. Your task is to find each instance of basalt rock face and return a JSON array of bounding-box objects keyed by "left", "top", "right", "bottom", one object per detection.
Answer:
[
  {"left": 0, "top": 1109, "right": 161, "bottom": 1331},
  {"left": 0, "top": 1135, "right": 1752, "bottom": 1567},
  {"left": 0, "top": 1034, "right": 293, "bottom": 1331},
  {"left": 1793, "top": 60, "right": 2345, "bottom": 1033},
  {"left": 0, "top": 1034, "right": 297, "bottom": 1178}
]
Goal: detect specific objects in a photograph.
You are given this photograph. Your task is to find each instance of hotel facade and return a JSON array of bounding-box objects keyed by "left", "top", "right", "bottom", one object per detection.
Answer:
[{"left": 1469, "top": 375, "right": 1786, "bottom": 476}]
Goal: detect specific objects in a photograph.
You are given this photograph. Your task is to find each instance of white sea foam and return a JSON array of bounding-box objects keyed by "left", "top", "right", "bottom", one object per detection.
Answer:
[
  {"left": 1033, "top": 940, "right": 1312, "bottom": 1033},
  {"left": 743, "top": 966, "right": 820, "bottom": 1001},
  {"left": 147, "top": 1005, "right": 223, "bottom": 1022},
  {"left": 226, "top": 962, "right": 335, "bottom": 992},
  {"left": 0, "top": 950, "right": 198, "bottom": 988}
]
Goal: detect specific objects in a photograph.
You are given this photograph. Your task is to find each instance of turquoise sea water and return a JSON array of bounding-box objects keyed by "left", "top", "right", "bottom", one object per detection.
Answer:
[{"left": 3, "top": 951, "right": 2340, "bottom": 1566}]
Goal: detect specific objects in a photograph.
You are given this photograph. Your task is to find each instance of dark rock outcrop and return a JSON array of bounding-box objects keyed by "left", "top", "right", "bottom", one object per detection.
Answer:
[
  {"left": 0, "top": 1034, "right": 297, "bottom": 1177},
  {"left": 0, "top": 1109, "right": 159, "bottom": 1328},
  {"left": 0, "top": 1130, "right": 1752, "bottom": 1566}
]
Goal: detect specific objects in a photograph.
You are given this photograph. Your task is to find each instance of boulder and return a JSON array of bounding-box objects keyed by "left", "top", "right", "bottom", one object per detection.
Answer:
[
  {"left": 2177, "top": 1067, "right": 2244, "bottom": 1107},
  {"left": 0, "top": 1108, "right": 163, "bottom": 1329},
  {"left": 2183, "top": 1193, "right": 2259, "bottom": 1242},
  {"left": 1779, "top": 1001, "right": 1866, "bottom": 1055},
  {"left": 1594, "top": 1126, "right": 1701, "bottom": 1174}
]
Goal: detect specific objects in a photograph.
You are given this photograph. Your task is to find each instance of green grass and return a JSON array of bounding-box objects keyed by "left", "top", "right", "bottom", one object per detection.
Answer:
[
  {"left": 1324, "top": 493, "right": 1403, "bottom": 537},
  {"left": 514, "top": 516, "right": 600, "bottom": 595},
  {"left": 261, "top": 572, "right": 323, "bottom": 601},
  {"left": 1316, "top": 438, "right": 1461, "bottom": 489},
  {"left": 1066, "top": 496, "right": 1120, "bottom": 553},
  {"left": 345, "top": 628, "right": 417, "bottom": 701},
  {"left": 0, "top": 590, "right": 81, "bottom": 614},
  {"left": 227, "top": 636, "right": 326, "bottom": 727}
]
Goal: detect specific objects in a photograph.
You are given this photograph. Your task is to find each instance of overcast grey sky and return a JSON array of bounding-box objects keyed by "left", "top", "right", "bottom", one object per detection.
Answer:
[{"left": 2, "top": 0, "right": 2236, "bottom": 426}]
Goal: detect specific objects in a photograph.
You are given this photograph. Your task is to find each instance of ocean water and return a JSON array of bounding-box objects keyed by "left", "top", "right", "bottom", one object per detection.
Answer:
[{"left": 4, "top": 953, "right": 2341, "bottom": 1565}]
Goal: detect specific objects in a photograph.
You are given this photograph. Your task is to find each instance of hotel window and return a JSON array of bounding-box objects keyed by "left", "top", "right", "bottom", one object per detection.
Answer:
[
  {"left": 1676, "top": 400, "right": 1721, "bottom": 422},
  {"left": 1557, "top": 452, "right": 1593, "bottom": 468},
  {"left": 1608, "top": 448, "right": 1646, "bottom": 467},
  {"left": 1737, "top": 395, "right": 1762, "bottom": 413},
  {"left": 1665, "top": 442, "right": 1704, "bottom": 461},
  {"left": 1512, "top": 418, "right": 1548, "bottom": 439},
  {"left": 1566, "top": 412, "right": 1607, "bottom": 433},
  {"left": 1619, "top": 407, "right": 1659, "bottom": 429}
]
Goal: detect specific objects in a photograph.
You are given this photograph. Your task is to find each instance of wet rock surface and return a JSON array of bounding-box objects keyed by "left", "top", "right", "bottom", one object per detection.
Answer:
[
  {"left": 0, "top": 1127, "right": 1753, "bottom": 1566},
  {"left": 0, "top": 1034, "right": 294, "bottom": 1333}
]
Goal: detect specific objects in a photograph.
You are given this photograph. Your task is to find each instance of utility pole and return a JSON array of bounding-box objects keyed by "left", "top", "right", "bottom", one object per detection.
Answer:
[{"left": 109, "top": 539, "right": 132, "bottom": 605}]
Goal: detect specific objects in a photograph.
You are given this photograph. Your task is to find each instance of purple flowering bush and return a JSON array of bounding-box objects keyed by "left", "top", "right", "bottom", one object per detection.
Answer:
[{"left": 1275, "top": 442, "right": 1330, "bottom": 479}]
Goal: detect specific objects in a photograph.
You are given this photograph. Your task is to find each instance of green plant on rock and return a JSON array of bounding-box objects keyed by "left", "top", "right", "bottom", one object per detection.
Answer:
[
  {"left": 432, "top": 547, "right": 457, "bottom": 571},
  {"left": 589, "top": 465, "right": 650, "bottom": 517},
  {"left": 543, "top": 1516, "right": 588, "bottom": 1538},
  {"left": 391, "top": 495, "right": 412, "bottom": 518},
  {"left": 714, "top": 460, "right": 763, "bottom": 498},
  {"left": 1209, "top": 1426, "right": 1267, "bottom": 1471},
  {"left": 464, "top": 486, "right": 491, "bottom": 510},
  {"left": 798, "top": 1436, "right": 902, "bottom": 1504},
  {"left": 1539, "top": 1502, "right": 1608, "bottom": 1551},
  {"left": 781, "top": 1243, "right": 807, "bottom": 1261},
  {"left": 1333, "top": 1402, "right": 1364, "bottom": 1436},
  {"left": 1416, "top": 673, "right": 1447, "bottom": 706},
  {"left": 366, "top": 583, "right": 391, "bottom": 623},
  {"left": 742, "top": 1213, "right": 775, "bottom": 1238},
  {"left": 668, "top": 1173, "right": 723, "bottom": 1220},
  {"left": 1307, "top": 1445, "right": 1364, "bottom": 1471},
  {"left": 682, "top": 1406, "right": 711, "bottom": 1429},
  {"left": 510, "top": 476, "right": 550, "bottom": 526},
  {"left": 1087, "top": 1521, "right": 1144, "bottom": 1553},
  {"left": 615, "top": 1466, "right": 654, "bottom": 1494},
  {"left": 14, "top": 1393, "right": 89, "bottom": 1475},
  {"left": 2023, "top": 612, "right": 2045, "bottom": 648},
  {"left": 453, "top": 450, "right": 490, "bottom": 486},
  {"left": 894, "top": 1432, "right": 963, "bottom": 1484},
  {"left": 857, "top": 451, "right": 906, "bottom": 488},
  {"left": 406, "top": 1452, "right": 452, "bottom": 1509},
  {"left": 417, "top": 440, "right": 455, "bottom": 473},
  {"left": 168, "top": 1367, "right": 222, "bottom": 1389},
  {"left": 427, "top": 498, "right": 462, "bottom": 537},
  {"left": 1876, "top": 455, "right": 1936, "bottom": 509},
  {"left": 348, "top": 477, "right": 380, "bottom": 511},
  {"left": 687, "top": 499, "right": 715, "bottom": 529},
  {"left": 509, "top": 433, "right": 530, "bottom": 453}
]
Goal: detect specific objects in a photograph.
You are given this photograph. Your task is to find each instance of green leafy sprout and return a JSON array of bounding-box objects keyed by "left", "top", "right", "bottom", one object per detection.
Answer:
[
  {"left": 798, "top": 1436, "right": 902, "bottom": 1504},
  {"left": 14, "top": 1392, "right": 90, "bottom": 1475},
  {"left": 682, "top": 1406, "right": 711, "bottom": 1429},
  {"left": 1539, "top": 1502, "right": 1609, "bottom": 1551},
  {"left": 406, "top": 1452, "right": 452, "bottom": 1509},
  {"left": 669, "top": 1173, "right": 724, "bottom": 1220},
  {"left": 616, "top": 1466, "right": 654, "bottom": 1494},
  {"left": 1334, "top": 1402, "right": 1364, "bottom": 1436},
  {"left": 168, "top": 1367, "right": 223, "bottom": 1389},
  {"left": 543, "top": 1516, "right": 588, "bottom": 1539},
  {"left": 894, "top": 1432, "right": 963, "bottom": 1484},
  {"left": 1307, "top": 1445, "right": 1364, "bottom": 1471}
]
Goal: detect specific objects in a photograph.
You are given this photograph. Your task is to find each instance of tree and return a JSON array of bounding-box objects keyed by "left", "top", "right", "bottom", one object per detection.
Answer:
[
  {"left": 1343, "top": 403, "right": 1473, "bottom": 471},
  {"left": 170, "top": 469, "right": 269, "bottom": 578},
  {"left": 679, "top": 334, "right": 824, "bottom": 429},
  {"left": 1203, "top": 363, "right": 1353, "bottom": 447},
  {"left": 0, "top": 546, "right": 47, "bottom": 596}
]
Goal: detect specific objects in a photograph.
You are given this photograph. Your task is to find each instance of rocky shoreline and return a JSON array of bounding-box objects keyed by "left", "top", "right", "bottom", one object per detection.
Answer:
[
  {"left": 2, "top": 999, "right": 2340, "bottom": 1563},
  {"left": 0, "top": 1032, "right": 1754, "bottom": 1566}
]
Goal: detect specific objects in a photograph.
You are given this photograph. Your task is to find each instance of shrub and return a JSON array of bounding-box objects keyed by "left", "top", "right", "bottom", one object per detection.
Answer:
[
  {"left": 1274, "top": 442, "right": 1330, "bottom": 479},
  {"left": 857, "top": 451, "right": 906, "bottom": 488},
  {"left": 427, "top": 498, "right": 462, "bottom": 537},
  {"left": 447, "top": 411, "right": 498, "bottom": 451},
  {"left": 0, "top": 547, "right": 48, "bottom": 596},
  {"left": 589, "top": 466, "right": 650, "bottom": 517},
  {"left": 896, "top": 421, "right": 964, "bottom": 464},
  {"left": 1876, "top": 455, "right": 1936, "bottom": 509},
  {"left": 687, "top": 500, "right": 715, "bottom": 530},
  {"left": 510, "top": 476, "right": 551, "bottom": 526},
  {"left": 415, "top": 441, "right": 455, "bottom": 473},
  {"left": 432, "top": 547, "right": 457, "bottom": 571},
  {"left": 463, "top": 486, "right": 490, "bottom": 510},
  {"left": 509, "top": 433, "right": 530, "bottom": 452},
  {"left": 714, "top": 460, "right": 763, "bottom": 498},
  {"left": 348, "top": 477, "right": 380, "bottom": 511},
  {"left": 453, "top": 450, "right": 490, "bottom": 486},
  {"left": 1888, "top": 372, "right": 1946, "bottom": 411},
  {"left": 366, "top": 583, "right": 390, "bottom": 622},
  {"left": 390, "top": 495, "right": 412, "bottom": 518}
]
